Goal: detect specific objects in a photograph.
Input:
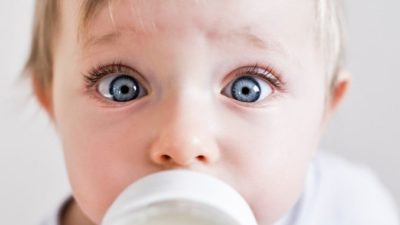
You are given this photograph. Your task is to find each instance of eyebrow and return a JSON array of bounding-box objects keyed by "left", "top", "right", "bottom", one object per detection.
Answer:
[{"left": 209, "top": 28, "right": 269, "bottom": 49}]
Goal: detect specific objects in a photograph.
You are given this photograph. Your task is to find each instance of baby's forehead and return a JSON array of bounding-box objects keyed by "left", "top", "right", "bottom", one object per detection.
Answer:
[{"left": 76, "top": 0, "right": 316, "bottom": 49}]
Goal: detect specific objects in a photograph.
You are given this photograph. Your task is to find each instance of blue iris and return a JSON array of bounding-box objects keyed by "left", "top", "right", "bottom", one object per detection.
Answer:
[
  {"left": 231, "top": 76, "right": 261, "bottom": 102},
  {"left": 109, "top": 75, "right": 139, "bottom": 102}
]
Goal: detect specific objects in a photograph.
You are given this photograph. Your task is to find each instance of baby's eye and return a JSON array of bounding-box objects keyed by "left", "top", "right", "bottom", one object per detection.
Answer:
[
  {"left": 98, "top": 74, "right": 147, "bottom": 102},
  {"left": 221, "top": 75, "right": 272, "bottom": 103}
]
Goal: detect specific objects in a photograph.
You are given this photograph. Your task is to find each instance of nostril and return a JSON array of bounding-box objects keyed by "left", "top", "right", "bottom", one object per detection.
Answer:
[
  {"left": 161, "top": 154, "right": 172, "bottom": 161},
  {"left": 197, "top": 155, "right": 206, "bottom": 162},
  {"left": 156, "top": 154, "right": 208, "bottom": 165}
]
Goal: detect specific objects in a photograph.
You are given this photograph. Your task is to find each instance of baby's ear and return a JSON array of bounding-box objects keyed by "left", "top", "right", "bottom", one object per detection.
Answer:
[
  {"left": 31, "top": 75, "right": 55, "bottom": 120},
  {"left": 329, "top": 69, "right": 351, "bottom": 112},
  {"left": 321, "top": 69, "right": 352, "bottom": 127}
]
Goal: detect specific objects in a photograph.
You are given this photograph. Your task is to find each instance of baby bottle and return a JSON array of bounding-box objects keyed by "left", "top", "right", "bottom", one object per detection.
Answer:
[{"left": 101, "top": 170, "right": 258, "bottom": 225}]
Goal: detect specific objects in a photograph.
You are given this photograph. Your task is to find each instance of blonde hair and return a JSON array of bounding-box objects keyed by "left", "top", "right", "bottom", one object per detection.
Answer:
[
  {"left": 25, "top": 0, "right": 345, "bottom": 92},
  {"left": 317, "top": 0, "right": 345, "bottom": 91}
]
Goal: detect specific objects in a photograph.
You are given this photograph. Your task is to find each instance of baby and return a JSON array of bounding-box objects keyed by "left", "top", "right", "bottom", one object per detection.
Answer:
[{"left": 25, "top": 0, "right": 399, "bottom": 225}]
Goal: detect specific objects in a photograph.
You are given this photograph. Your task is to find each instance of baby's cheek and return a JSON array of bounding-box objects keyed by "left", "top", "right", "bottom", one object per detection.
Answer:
[
  {"left": 228, "top": 142, "right": 309, "bottom": 224},
  {"left": 244, "top": 167, "right": 308, "bottom": 225},
  {"left": 62, "top": 133, "right": 147, "bottom": 223},
  {"left": 67, "top": 154, "right": 142, "bottom": 223},
  {"left": 64, "top": 150, "right": 122, "bottom": 223}
]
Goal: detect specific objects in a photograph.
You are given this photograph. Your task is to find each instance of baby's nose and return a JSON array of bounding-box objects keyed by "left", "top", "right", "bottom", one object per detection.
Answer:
[
  {"left": 148, "top": 101, "right": 220, "bottom": 168},
  {"left": 150, "top": 134, "right": 219, "bottom": 168}
]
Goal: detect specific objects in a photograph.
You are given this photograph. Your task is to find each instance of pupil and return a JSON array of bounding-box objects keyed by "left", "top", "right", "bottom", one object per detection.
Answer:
[
  {"left": 120, "top": 85, "right": 129, "bottom": 94},
  {"left": 242, "top": 87, "right": 250, "bottom": 95}
]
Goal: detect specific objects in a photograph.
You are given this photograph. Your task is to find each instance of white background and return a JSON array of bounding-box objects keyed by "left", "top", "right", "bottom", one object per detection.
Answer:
[{"left": 0, "top": 1, "right": 399, "bottom": 224}]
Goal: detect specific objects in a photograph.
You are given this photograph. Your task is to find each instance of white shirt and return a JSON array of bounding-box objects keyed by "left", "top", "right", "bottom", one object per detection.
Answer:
[
  {"left": 40, "top": 152, "right": 399, "bottom": 225},
  {"left": 276, "top": 152, "right": 399, "bottom": 225}
]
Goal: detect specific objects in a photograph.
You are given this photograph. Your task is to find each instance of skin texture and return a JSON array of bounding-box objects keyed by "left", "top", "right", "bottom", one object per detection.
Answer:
[{"left": 35, "top": 0, "right": 350, "bottom": 224}]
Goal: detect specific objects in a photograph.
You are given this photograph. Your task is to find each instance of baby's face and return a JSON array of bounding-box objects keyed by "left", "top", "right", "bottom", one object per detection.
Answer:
[{"left": 51, "top": 0, "right": 327, "bottom": 224}]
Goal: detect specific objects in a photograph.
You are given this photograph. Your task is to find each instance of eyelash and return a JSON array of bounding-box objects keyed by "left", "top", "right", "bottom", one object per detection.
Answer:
[
  {"left": 233, "top": 64, "right": 286, "bottom": 92},
  {"left": 83, "top": 61, "right": 287, "bottom": 94},
  {"left": 84, "top": 61, "right": 133, "bottom": 89}
]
